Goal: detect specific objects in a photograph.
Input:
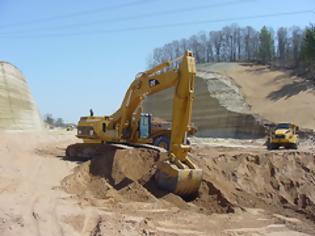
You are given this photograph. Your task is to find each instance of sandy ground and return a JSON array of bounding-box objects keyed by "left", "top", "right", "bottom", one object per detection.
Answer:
[
  {"left": 0, "top": 130, "right": 315, "bottom": 236},
  {"left": 202, "top": 63, "right": 315, "bottom": 131}
]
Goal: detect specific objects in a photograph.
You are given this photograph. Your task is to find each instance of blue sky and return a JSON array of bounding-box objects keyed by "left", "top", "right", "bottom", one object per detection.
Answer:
[{"left": 0, "top": 0, "right": 314, "bottom": 122}]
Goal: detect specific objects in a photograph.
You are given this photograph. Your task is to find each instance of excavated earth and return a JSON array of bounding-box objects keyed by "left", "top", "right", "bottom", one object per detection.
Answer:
[
  {"left": 0, "top": 131, "right": 315, "bottom": 235},
  {"left": 61, "top": 145, "right": 235, "bottom": 215},
  {"left": 192, "top": 146, "right": 315, "bottom": 221},
  {"left": 62, "top": 145, "right": 315, "bottom": 218},
  {"left": 59, "top": 139, "right": 315, "bottom": 235}
]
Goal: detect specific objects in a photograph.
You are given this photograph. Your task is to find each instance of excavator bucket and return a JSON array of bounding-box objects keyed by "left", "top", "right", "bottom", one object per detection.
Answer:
[{"left": 155, "top": 161, "right": 202, "bottom": 196}]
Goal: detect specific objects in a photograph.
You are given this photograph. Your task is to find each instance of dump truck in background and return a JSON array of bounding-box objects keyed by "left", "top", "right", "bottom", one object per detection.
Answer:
[{"left": 267, "top": 123, "right": 299, "bottom": 150}]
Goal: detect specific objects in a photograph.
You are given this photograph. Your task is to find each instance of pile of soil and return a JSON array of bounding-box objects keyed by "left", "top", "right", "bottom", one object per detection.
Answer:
[
  {"left": 192, "top": 147, "right": 315, "bottom": 220},
  {"left": 62, "top": 145, "right": 161, "bottom": 201},
  {"left": 62, "top": 143, "right": 315, "bottom": 221},
  {"left": 61, "top": 144, "right": 235, "bottom": 214}
]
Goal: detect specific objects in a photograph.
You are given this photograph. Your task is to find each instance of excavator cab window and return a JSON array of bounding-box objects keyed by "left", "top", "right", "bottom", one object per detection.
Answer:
[
  {"left": 139, "top": 113, "right": 151, "bottom": 139},
  {"left": 102, "top": 123, "right": 106, "bottom": 132}
]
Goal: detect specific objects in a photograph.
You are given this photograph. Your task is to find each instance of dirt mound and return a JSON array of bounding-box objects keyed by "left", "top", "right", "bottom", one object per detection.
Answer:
[
  {"left": 89, "top": 146, "right": 160, "bottom": 185},
  {"left": 62, "top": 143, "right": 315, "bottom": 222},
  {"left": 61, "top": 161, "right": 119, "bottom": 199},
  {"left": 61, "top": 144, "right": 235, "bottom": 214},
  {"left": 192, "top": 180, "right": 235, "bottom": 214},
  {"left": 62, "top": 145, "right": 161, "bottom": 200},
  {"left": 192, "top": 147, "right": 315, "bottom": 220},
  {"left": 118, "top": 182, "right": 157, "bottom": 202}
]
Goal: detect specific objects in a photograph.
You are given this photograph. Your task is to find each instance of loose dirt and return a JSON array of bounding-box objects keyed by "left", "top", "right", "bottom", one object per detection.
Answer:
[
  {"left": 62, "top": 146, "right": 161, "bottom": 202},
  {"left": 192, "top": 146, "right": 315, "bottom": 222},
  {"left": 1, "top": 130, "right": 315, "bottom": 235},
  {"left": 60, "top": 138, "right": 315, "bottom": 235},
  {"left": 61, "top": 143, "right": 236, "bottom": 215}
]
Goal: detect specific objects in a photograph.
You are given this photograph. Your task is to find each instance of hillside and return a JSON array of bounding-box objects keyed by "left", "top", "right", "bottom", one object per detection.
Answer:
[
  {"left": 199, "top": 63, "right": 315, "bottom": 131},
  {"left": 143, "top": 71, "right": 265, "bottom": 139}
]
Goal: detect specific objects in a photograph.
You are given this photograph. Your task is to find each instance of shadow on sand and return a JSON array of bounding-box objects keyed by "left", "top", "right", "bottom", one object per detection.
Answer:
[{"left": 266, "top": 80, "right": 315, "bottom": 101}]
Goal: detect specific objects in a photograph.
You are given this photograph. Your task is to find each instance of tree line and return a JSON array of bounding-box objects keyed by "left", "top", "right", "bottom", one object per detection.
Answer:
[
  {"left": 148, "top": 24, "right": 315, "bottom": 78},
  {"left": 44, "top": 113, "right": 70, "bottom": 128}
]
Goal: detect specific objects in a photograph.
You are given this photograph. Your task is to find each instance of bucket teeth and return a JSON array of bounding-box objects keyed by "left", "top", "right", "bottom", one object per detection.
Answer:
[{"left": 155, "top": 162, "right": 202, "bottom": 196}]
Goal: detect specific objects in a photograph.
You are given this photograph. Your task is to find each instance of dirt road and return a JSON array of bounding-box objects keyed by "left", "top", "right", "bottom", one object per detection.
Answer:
[{"left": 0, "top": 131, "right": 314, "bottom": 235}]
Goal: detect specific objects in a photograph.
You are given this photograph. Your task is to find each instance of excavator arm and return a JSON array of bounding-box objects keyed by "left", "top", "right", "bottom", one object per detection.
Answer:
[
  {"left": 111, "top": 68, "right": 179, "bottom": 139},
  {"left": 154, "top": 52, "right": 202, "bottom": 195},
  {"left": 109, "top": 51, "right": 202, "bottom": 196},
  {"left": 110, "top": 52, "right": 195, "bottom": 144}
]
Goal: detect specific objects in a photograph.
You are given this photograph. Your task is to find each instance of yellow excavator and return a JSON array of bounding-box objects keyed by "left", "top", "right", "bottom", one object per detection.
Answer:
[{"left": 66, "top": 51, "right": 202, "bottom": 196}]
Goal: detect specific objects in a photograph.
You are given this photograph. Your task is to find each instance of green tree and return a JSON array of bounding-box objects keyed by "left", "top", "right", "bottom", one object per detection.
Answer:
[
  {"left": 258, "top": 26, "right": 274, "bottom": 64},
  {"left": 301, "top": 24, "right": 315, "bottom": 63}
]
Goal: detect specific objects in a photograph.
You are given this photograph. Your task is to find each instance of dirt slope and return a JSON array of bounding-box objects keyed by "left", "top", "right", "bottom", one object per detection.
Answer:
[
  {"left": 201, "top": 63, "right": 315, "bottom": 130},
  {"left": 143, "top": 71, "right": 265, "bottom": 139}
]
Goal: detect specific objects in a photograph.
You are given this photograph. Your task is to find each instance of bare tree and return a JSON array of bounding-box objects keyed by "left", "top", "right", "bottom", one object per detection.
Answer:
[
  {"left": 244, "top": 26, "right": 258, "bottom": 61},
  {"left": 197, "top": 32, "right": 208, "bottom": 63},
  {"left": 290, "top": 26, "right": 303, "bottom": 66},
  {"left": 187, "top": 35, "right": 202, "bottom": 63},
  {"left": 148, "top": 24, "right": 307, "bottom": 71},
  {"left": 210, "top": 31, "right": 223, "bottom": 62},
  {"left": 277, "top": 27, "right": 288, "bottom": 65}
]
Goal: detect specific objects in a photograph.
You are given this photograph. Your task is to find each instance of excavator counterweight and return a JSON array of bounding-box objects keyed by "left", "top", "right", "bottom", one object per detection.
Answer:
[{"left": 66, "top": 51, "right": 202, "bottom": 196}]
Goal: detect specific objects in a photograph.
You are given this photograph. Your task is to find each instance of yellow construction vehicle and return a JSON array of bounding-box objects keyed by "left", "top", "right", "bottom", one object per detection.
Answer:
[
  {"left": 76, "top": 116, "right": 195, "bottom": 150},
  {"left": 267, "top": 123, "right": 299, "bottom": 150},
  {"left": 67, "top": 51, "right": 202, "bottom": 196}
]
